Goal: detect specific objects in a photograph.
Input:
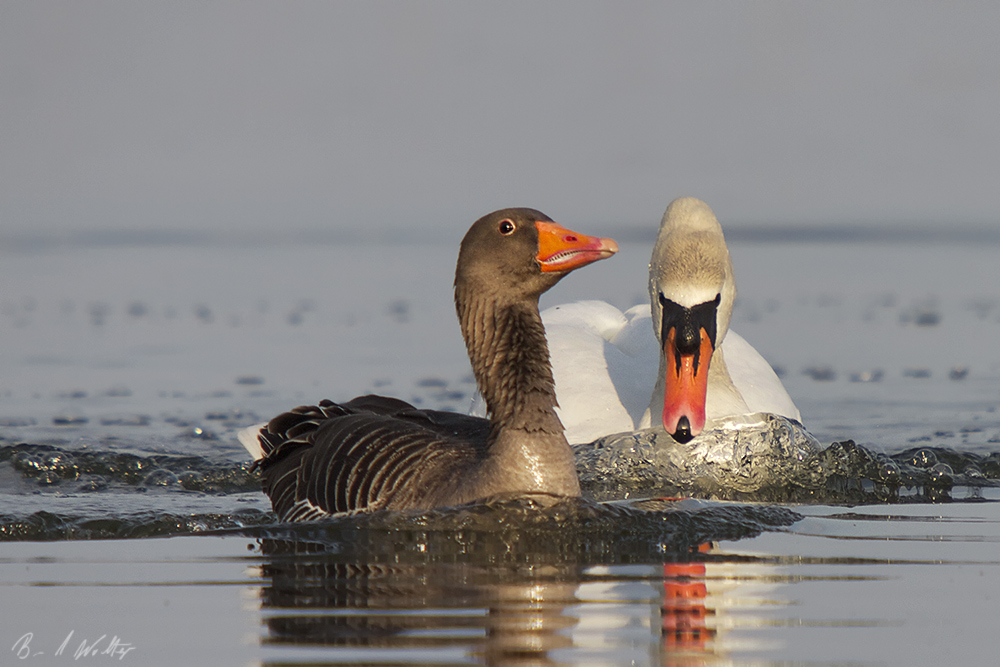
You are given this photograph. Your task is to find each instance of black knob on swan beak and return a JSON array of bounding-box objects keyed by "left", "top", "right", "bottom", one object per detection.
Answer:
[{"left": 672, "top": 416, "right": 694, "bottom": 444}]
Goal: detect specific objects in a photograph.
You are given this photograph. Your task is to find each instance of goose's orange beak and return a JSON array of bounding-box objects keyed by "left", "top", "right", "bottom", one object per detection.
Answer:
[{"left": 535, "top": 221, "right": 618, "bottom": 272}]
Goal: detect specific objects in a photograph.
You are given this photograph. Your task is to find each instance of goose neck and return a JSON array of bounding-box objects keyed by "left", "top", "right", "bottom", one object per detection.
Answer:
[{"left": 456, "top": 287, "right": 563, "bottom": 437}]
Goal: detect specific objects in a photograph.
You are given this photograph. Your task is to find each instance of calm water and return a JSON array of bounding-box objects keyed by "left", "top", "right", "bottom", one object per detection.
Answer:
[{"left": 1, "top": 231, "right": 998, "bottom": 665}]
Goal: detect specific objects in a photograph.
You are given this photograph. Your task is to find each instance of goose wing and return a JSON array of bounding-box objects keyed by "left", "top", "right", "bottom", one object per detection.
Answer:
[{"left": 253, "top": 397, "right": 487, "bottom": 520}]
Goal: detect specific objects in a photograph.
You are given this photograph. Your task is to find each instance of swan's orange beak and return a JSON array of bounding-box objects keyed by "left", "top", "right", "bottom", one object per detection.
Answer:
[
  {"left": 662, "top": 326, "right": 714, "bottom": 443},
  {"left": 535, "top": 221, "right": 618, "bottom": 273}
]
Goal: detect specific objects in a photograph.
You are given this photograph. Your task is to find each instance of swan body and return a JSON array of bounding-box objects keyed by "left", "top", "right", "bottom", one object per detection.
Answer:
[
  {"left": 240, "top": 209, "right": 617, "bottom": 520},
  {"left": 539, "top": 300, "right": 799, "bottom": 445}
]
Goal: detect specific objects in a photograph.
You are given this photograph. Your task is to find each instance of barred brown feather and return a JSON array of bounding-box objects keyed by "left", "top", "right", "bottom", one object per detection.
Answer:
[{"left": 253, "top": 397, "right": 489, "bottom": 519}]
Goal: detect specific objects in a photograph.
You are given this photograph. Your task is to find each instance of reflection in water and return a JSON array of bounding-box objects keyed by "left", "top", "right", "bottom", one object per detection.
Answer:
[
  {"left": 248, "top": 499, "right": 797, "bottom": 664},
  {"left": 258, "top": 537, "right": 621, "bottom": 664},
  {"left": 260, "top": 556, "right": 576, "bottom": 661},
  {"left": 662, "top": 545, "right": 714, "bottom": 657}
]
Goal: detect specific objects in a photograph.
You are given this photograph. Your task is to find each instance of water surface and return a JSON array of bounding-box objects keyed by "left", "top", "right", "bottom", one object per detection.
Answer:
[{"left": 1, "top": 231, "right": 998, "bottom": 664}]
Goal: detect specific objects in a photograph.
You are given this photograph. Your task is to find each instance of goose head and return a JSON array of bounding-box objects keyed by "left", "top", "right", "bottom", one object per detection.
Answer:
[
  {"left": 455, "top": 208, "right": 619, "bottom": 303},
  {"left": 648, "top": 197, "right": 736, "bottom": 443}
]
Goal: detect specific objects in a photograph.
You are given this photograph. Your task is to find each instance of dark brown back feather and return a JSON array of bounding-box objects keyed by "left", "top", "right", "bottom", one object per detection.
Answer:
[{"left": 254, "top": 397, "right": 489, "bottom": 519}]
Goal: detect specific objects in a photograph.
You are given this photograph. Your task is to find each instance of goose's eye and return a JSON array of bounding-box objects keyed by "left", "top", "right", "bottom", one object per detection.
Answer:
[{"left": 498, "top": 219, "right": 515, "bottom": 236}]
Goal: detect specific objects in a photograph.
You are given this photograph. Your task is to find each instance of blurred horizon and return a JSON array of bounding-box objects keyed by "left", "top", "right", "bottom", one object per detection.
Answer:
[
  {"left": 6, "top": 219, "right": 1000, "bottom": 254},
  {"left": 3, "top": 2, "right": 999, "bottom": 237}
]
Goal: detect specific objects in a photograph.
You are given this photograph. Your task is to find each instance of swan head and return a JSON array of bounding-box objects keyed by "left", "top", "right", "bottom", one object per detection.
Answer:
[{"left": 648, "top": 197, "right": 736, "bottom": 442}]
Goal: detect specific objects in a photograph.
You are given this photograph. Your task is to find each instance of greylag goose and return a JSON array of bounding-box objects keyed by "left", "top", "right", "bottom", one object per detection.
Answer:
[
  {"left": 521, "top": 197, "right": 799, "bottom": 445},
  {"left": 240, "top": 208, "right": 618, "bottom": 520}
]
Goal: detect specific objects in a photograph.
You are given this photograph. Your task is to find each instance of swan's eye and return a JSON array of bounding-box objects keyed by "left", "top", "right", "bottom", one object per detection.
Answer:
[{"left": 498, "top": 219, "right": 515, "bottom": 236}]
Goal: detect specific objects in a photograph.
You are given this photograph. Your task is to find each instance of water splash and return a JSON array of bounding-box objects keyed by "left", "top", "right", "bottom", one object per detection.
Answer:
[
  {"left": 0, "top": 508, "right": 273, "bottom": 541},
  {"left": 0, "top": 443, "right": 259, "bottom": 493},
  {"left": 576, "top": 413, "right": 1000, "bottom": 503},
  {"left": 253, "top": 496, "right": 802, "bottom": 565},
  {"left": 1, "top": 422, "right": 997, "bottom": 542}
]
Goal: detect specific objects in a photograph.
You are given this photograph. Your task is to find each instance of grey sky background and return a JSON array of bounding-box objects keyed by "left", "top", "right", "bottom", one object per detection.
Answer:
[{"left": 2, "top": 2, "right": 999, "bottom": 239}]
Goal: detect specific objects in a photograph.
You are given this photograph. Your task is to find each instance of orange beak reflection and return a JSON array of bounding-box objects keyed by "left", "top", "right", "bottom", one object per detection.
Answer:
[
  {"left": 662, "top": 327, "right": 715, "bottom": 443},
  {"left": 535, "top": 221, "right": 618, "bottom": 272}
]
